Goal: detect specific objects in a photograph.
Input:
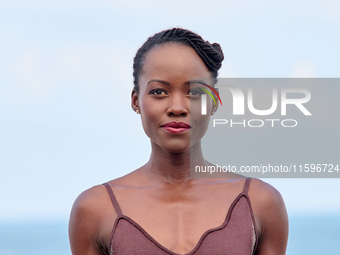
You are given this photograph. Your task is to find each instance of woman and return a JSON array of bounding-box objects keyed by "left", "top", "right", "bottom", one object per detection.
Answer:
[{"left": 69, "top": 28, "right": 289, "bottom": 255}]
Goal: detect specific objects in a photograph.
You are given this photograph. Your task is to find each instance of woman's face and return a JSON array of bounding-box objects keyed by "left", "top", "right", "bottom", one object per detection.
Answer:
[{"left": 132, "top": 43, "right": 215, "bottom": 154}]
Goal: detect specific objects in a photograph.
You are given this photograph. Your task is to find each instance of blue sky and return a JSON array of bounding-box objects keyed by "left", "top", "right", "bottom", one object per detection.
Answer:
[{"left": 0, "top": 0, "right": 340, "bottom": 222}]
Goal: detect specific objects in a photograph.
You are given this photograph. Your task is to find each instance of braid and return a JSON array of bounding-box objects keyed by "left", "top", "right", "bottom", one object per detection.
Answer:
[{"left": 133, "top": 28, "right": 224, "bottom": 93}]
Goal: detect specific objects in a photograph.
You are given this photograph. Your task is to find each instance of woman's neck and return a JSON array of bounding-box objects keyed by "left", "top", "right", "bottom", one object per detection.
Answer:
[{"left": 143, "top": 141, "right": 208, "bottom": 185}]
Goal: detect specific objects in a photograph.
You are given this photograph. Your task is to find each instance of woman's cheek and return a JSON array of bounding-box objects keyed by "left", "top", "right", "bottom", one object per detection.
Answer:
[{"left": 140, "top": 102, "right": 160, "bottom": 138}]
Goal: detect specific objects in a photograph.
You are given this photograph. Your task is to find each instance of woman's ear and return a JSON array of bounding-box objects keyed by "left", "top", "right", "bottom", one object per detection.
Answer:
[
  {"left": 211, "top": 104, "right": 218, "bottom": 115},
  {"left": 211, "top": 88, "right": 219, "bottom": 115},
  {"left": 131, "top": 89, "right": 139, "bottom": 114}
]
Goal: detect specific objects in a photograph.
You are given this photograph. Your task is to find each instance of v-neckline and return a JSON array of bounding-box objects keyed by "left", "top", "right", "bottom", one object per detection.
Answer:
[{"left": 109, "top": 191, "right": 247, "bottom": 255}]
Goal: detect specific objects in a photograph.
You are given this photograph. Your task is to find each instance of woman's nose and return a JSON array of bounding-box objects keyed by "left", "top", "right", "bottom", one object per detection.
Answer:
[{"left": 166, "top": 93, "right": 189, "bottom": 117}]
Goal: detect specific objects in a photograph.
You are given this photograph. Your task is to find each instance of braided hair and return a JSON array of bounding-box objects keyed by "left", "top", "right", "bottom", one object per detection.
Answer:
[{"left": 133, "top": 28, "right": 224, "bottom": 93}]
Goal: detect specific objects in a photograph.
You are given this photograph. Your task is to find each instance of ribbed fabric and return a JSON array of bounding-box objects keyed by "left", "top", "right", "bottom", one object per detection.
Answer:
[{"left": 103, "top": 178, "right": 257, "bottom": 255}]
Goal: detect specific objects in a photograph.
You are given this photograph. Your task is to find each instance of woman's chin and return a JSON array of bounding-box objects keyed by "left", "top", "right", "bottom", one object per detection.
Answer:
[{"left": 151, "top": 140, "right": 191, "bottom": 155}]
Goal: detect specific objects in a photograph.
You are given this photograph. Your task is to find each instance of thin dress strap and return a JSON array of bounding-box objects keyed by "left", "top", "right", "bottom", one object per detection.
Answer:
[
  {"left": 242, "top": 177, "right": 252, "bottom": 195},
  {"left": 103, "top": 183, "right": 122, "bottom": 216}
]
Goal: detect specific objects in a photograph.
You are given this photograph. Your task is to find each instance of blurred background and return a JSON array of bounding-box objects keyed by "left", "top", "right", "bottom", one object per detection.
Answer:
[{"left": 0, "top": 0, "right": 339, "bottom": 254}]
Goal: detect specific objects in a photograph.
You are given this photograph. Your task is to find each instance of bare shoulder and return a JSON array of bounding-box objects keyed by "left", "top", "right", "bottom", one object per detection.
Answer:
[
  {"left": 248, "top": 178, "right": 289, "bottom": 255},
  {"left": 70, "top": 184, "right": 113, "bottom": 220},
  {"left": 248, "top": 178, "right": 287, "bottom": 224},
  {"left": 76, "top": 184, "right": 107, "bottom": 204},
  {"left": 69, "top": 184, "right": 116, "bottom": 255},
  {"left": 248, "top": 178, "right": 285, "bottom": 207}
]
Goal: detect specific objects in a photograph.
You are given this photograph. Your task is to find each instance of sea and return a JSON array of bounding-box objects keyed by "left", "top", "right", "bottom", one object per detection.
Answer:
[{"left": 0, "top": 214, "right": 339, "bottom": 255}]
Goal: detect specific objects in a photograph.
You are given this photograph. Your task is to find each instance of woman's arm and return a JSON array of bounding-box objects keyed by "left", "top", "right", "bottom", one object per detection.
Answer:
[
  {"left": 250, "top": 179, "right": 289, "bottom": 255},
  {"left": 69, "top": 186, "right": 110, "bottom": 255}
]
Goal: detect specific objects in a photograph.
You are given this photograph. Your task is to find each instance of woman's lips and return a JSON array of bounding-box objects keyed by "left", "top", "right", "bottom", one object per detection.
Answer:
[{"left": 161, "top": 121, "right": 191, "bottom": 134}]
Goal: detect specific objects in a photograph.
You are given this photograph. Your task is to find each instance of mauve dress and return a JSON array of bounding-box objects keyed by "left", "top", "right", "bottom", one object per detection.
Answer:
[{"left": 102, "top": 178, "right": 257, "bottom": 255}]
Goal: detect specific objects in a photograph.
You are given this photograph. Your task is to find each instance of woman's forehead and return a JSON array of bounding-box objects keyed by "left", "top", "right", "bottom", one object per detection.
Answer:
[{"left": 141, "top": 43, "right": 211, "bottom": 79}]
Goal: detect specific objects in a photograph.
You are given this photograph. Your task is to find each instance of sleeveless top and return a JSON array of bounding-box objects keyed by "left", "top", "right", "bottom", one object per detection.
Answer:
[{"left": 103, "top": 178, "right": 258, "bottom": 255}]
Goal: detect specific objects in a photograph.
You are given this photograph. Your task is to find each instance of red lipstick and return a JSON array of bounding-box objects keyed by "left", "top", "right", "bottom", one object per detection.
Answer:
[{"left": 161, "top": 121, "right": 191, "bottom": 134}]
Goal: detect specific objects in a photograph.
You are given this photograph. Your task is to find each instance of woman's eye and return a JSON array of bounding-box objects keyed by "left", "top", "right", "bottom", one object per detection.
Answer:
[
  {"left": 150, "top": 89, "right": 167, "bottom": 96},
  {"left": 188, "top": 89, "right": 204, "bottom": 96}
]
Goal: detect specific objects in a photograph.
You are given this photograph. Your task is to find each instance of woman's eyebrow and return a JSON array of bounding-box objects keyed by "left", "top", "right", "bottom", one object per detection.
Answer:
[
  {"left": 147, "top": 79, "right": 171, "bottom": 86},
  {"left": 188, "top": 80, "right": 210, "bottom": 86}
]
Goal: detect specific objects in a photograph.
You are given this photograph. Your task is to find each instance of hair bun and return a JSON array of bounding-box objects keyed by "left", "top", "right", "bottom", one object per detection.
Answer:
[{"left": 212, "top": 43, "right": 224, "bottom": 62}]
